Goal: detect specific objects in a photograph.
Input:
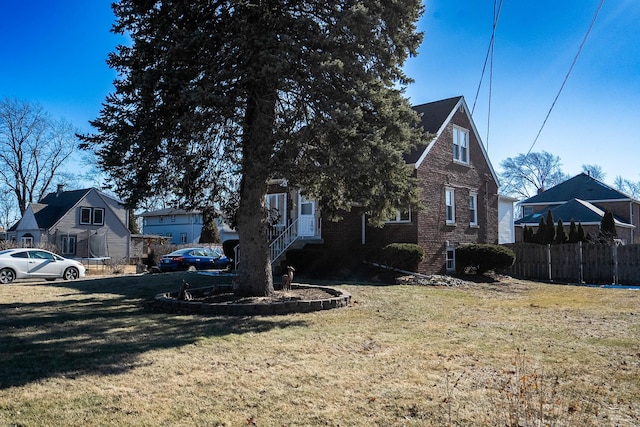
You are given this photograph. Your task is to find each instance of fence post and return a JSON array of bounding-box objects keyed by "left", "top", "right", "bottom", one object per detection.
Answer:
[
  {"left": 547, "top": 244, "right": 552, "bottom": 282},
  {"left": 612, "top": 243, "right": 619, "bottom": 285},
  {"left": 578, "top": 241, "right": 584, "bottom": 284}
]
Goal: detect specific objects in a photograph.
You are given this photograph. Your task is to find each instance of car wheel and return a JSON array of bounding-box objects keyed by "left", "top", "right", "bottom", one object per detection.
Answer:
[
  {"left": 0, "top": 268, "right": 15, "bottom": 284},
  {"left": 63, "top": 267, "right": 79, "bottom": 280}
]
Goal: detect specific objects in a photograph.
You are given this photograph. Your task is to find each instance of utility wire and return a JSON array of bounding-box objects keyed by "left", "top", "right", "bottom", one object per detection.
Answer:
[
  {"left": 471, "top": 0, "right": 504, "bottom": 116},
  {"left": 523, "top": 0, "right": 605, "bottom": 156},
  {"left": 501, "top": 0, "right": 605, "bottom": 198}
]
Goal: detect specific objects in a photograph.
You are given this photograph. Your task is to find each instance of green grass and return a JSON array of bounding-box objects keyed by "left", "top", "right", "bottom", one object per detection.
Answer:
[{"left": 0, "top": 273, "right": 638, "bottom": 426}]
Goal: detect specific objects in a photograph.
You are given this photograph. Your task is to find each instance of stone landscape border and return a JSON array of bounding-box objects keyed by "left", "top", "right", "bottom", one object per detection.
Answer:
[{"left": 153, "top": 283, "right": 351, "bottom": 316}]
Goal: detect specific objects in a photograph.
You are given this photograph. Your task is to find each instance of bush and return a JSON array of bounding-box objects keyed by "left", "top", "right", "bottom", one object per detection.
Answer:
[
  {"left": 371, "top": 243, "right": 424, "bottom": 272},
  {"left": 455, "top": 244, "right": 515, "bottom": 275}
]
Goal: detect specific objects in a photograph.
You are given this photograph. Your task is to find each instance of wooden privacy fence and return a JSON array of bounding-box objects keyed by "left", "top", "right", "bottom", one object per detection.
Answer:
[{"left": 504, "top": 242, "right": 640, "bottom": 285}]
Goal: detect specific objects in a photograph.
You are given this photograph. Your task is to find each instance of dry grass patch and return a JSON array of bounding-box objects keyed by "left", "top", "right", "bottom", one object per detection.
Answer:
[{"left": 0, "top": 273, "right": 638, "bottom": 426}]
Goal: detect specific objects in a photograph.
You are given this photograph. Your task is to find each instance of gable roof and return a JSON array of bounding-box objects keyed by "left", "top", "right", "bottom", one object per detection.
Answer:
[
  {"left": 140, "top": 207, "right": 201, "bottom": 217},
  {"left": 406, "top": 96, "right": 499, "bottom": 184},
  {"left": 522, "top": 173, "right": 632, "bottom": 205},
  {"left": 515, "top": 198, "right": 634, "bottom": 228},
  {"left": 404, "top": 96, "right": 461, "bottom": 165},
  {"left": 10, "top": 187, "right": 126, "bottom": 232}
]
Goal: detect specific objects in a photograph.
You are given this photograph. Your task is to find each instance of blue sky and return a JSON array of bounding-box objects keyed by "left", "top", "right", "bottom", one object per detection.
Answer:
[{"left": 1, "top": 1, "right": 639, "bottom": 188}]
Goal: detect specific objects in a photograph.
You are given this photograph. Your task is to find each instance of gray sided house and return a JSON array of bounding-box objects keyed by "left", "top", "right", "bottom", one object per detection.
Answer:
[
  {"left": 267, "top": 96, "right": 500, "bottom": 275},
  {"left": 8, "top": 186, "right": 130, "bottom": 261},
  {"left": 515, "top": 173, "right": 640, "bottom": 244}
]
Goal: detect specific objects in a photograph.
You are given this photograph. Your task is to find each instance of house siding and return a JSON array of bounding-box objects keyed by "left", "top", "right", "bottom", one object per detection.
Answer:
[{"left": 46, "top": 189, "right": 130, "bottom": 261}]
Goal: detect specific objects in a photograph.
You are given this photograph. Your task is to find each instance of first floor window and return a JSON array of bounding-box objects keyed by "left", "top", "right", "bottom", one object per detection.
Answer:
[
  {"left": 445, "top": 188, "right": 455, "bottom": 224},
  {"left": 469, "top": 193, "right": 478, "bottom": 226},
  {"left": 386, "top": 207, "right": 411, "bottom": 223},
  {"left": 446, "top": 247, "right": 456, "bottom": 272},
  {"left": 266, "top": 193, "right": 287, "bottom": 227},
  {"left": 62, "top": 235, "right": 77, "bottom": 255},
  {"left": 180, "top": 232, "right": 188, "bottom": 244},
  {"left": 21, "top": 237, "right": 33, "bottom": 248}
]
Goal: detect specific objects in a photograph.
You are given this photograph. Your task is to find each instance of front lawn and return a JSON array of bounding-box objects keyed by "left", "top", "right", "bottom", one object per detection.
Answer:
[{"left": 0, "top": 273, "right": 638, "bottom": 426}]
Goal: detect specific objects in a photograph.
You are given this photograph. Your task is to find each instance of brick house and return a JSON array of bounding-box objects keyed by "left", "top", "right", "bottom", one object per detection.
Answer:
[
  {"left": 514, "top": 173, "right": 640, "bottom": 244},
  {"left": 267, "top": 96, "right": 500, "bottom": 274}
]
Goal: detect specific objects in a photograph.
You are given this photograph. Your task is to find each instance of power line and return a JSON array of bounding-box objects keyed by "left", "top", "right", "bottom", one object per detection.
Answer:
[
  {"left": 523, "top": 0, "right": 605, "bottom": 157},
  {"left": 501, "top": 0, "right": 605, "bottom": 198},
  {"left": 471, "top": 0, "right": 504, "bottom": 117}
]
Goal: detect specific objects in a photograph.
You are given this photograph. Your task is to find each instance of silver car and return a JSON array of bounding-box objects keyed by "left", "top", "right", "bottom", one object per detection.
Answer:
[{"left": 0, "top": 248, "right": 86, "bottom": 284}]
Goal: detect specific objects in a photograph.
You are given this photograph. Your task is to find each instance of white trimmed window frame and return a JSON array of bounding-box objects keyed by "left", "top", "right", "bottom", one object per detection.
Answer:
[
  {"left": 469, "top": 192, "right": 478, "bottom": 227},
  {"left": 446, "top": 245, "right": 456, "bottom": 272},
  {"left": 386, "top": 208, "right": 411, "bottom": 224},
  {"left": 445, "top": 187, "right": 456, "bottom": 225},
  {"left": 453, "top": 126, "right": 469, "bottom": 164}
]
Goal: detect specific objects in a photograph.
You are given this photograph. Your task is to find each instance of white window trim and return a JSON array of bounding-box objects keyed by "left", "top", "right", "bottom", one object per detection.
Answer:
[
  {"left": 93, "top": 208, "right": 105, "bottom": 225},
  {"left": 80, "top": 207, "right": 92, "bottom": 225},
  {"left": 62, "top": 235, "right": 77, "bottom": 255},
  {"left": 453, "top": 126, "right": 469, "bottom": 165},
  {"left": 469, "top": 192, "right": 478, "bottom": 227},
  {"left": 446, "top": 245, "right": 456, "bottom": 272},
  {"left": 266, "top": 193, "right": 287, "bottom": 227},
  {"left": 386, "top": 208, "right": 412, "bottom": 224},
  {"left": 445, "top": 187, "right": 456, "bottom": 225},
  {"left": 80, "top": 207, "right": 105, "bottom": 226}
]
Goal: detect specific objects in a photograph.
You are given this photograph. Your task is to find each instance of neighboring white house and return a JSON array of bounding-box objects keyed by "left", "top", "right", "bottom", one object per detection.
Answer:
[
  {"left": 140, "top": 208, "right": 238, "bottom": 244},
  {"left": 498, "top": 195, "right": 518, "bottom": 244}
]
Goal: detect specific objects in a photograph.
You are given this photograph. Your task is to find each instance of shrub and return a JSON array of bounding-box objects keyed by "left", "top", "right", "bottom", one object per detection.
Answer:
[
  {"left": 371, "top": 243, "right": 424, "bottom": 271},
  {"left": 455, "top": 244, "right": 515, "bottom": 275}
]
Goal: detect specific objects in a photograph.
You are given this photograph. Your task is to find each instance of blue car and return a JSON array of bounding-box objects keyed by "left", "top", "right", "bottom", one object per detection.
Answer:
[{"left": 159, "top": 247, "right": 231, "bottom": 272}]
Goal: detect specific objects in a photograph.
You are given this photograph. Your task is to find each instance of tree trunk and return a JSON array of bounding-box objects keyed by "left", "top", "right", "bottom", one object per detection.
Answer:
[{"left": 235, "top": 86, "right": 277, "bottom": 297}]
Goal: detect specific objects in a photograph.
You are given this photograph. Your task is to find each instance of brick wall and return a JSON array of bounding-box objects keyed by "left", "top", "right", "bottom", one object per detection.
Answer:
[{"left": 414, "top": 108, "right": 498, "bottom": 274}]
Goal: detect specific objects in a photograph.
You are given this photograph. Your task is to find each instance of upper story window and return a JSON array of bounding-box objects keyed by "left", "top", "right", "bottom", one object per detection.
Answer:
[
  {"left": 469, "top": 193, "right": 478, "bottom": 226},
  {"left": 523, "top": 206, "right": 533, "bottom": 217},
  {"left": 386, "top": 208, "right": 411, "bottom": 223},
  {"left": 445, "top": 187, "right": 455, "bottom": 224},
  {"left": 80, "top": 207, "right": 105, "bottom": 225},
  {"left": 171, "top": 215, "right": 176, "bottom": 223},
  {"left": 453, "top": 126, "right": 469, "bottom": 164}
]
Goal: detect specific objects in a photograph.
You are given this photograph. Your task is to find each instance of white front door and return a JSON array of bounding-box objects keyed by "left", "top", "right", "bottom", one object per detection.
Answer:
[{"left": 298, "top": 196, "right": 316, "bottom": 237}]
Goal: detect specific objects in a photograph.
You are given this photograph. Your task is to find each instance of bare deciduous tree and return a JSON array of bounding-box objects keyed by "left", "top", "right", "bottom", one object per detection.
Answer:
[
  {"left": 500, "top": 151, "right": 569, "bottom": 198},
  {"left": 0, "top": 98, "right": 78, "bottom": 214}
]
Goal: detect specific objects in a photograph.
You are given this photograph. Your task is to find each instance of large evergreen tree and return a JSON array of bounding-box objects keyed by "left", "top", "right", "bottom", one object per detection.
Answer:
[{"left": 80, "top": 1, "right": 425, "bottom": 296}]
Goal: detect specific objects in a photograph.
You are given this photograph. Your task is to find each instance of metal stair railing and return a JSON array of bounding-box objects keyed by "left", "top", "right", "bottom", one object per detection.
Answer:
[{"left": 269, "top": 218, "right": 299, "bottom": 265}]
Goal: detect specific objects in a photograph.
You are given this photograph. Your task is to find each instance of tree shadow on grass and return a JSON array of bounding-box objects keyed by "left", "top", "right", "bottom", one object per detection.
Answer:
[{"left": 0, "top": 273, "right": 309, "bottom": 389}]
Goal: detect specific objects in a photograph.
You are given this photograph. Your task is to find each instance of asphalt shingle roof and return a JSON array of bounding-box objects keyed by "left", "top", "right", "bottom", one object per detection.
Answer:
[
  {"left": 404, "top": 96, "right": 462, "bottom": 164},
  {"left": 516, "top": 198, "right": 630, "bottom": 227},
  {"left": 30, "top": 189, "right": 91, "bottom": 229},
  {"left": 522, "top": 173, "right": 630, "bottom": 205}
]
